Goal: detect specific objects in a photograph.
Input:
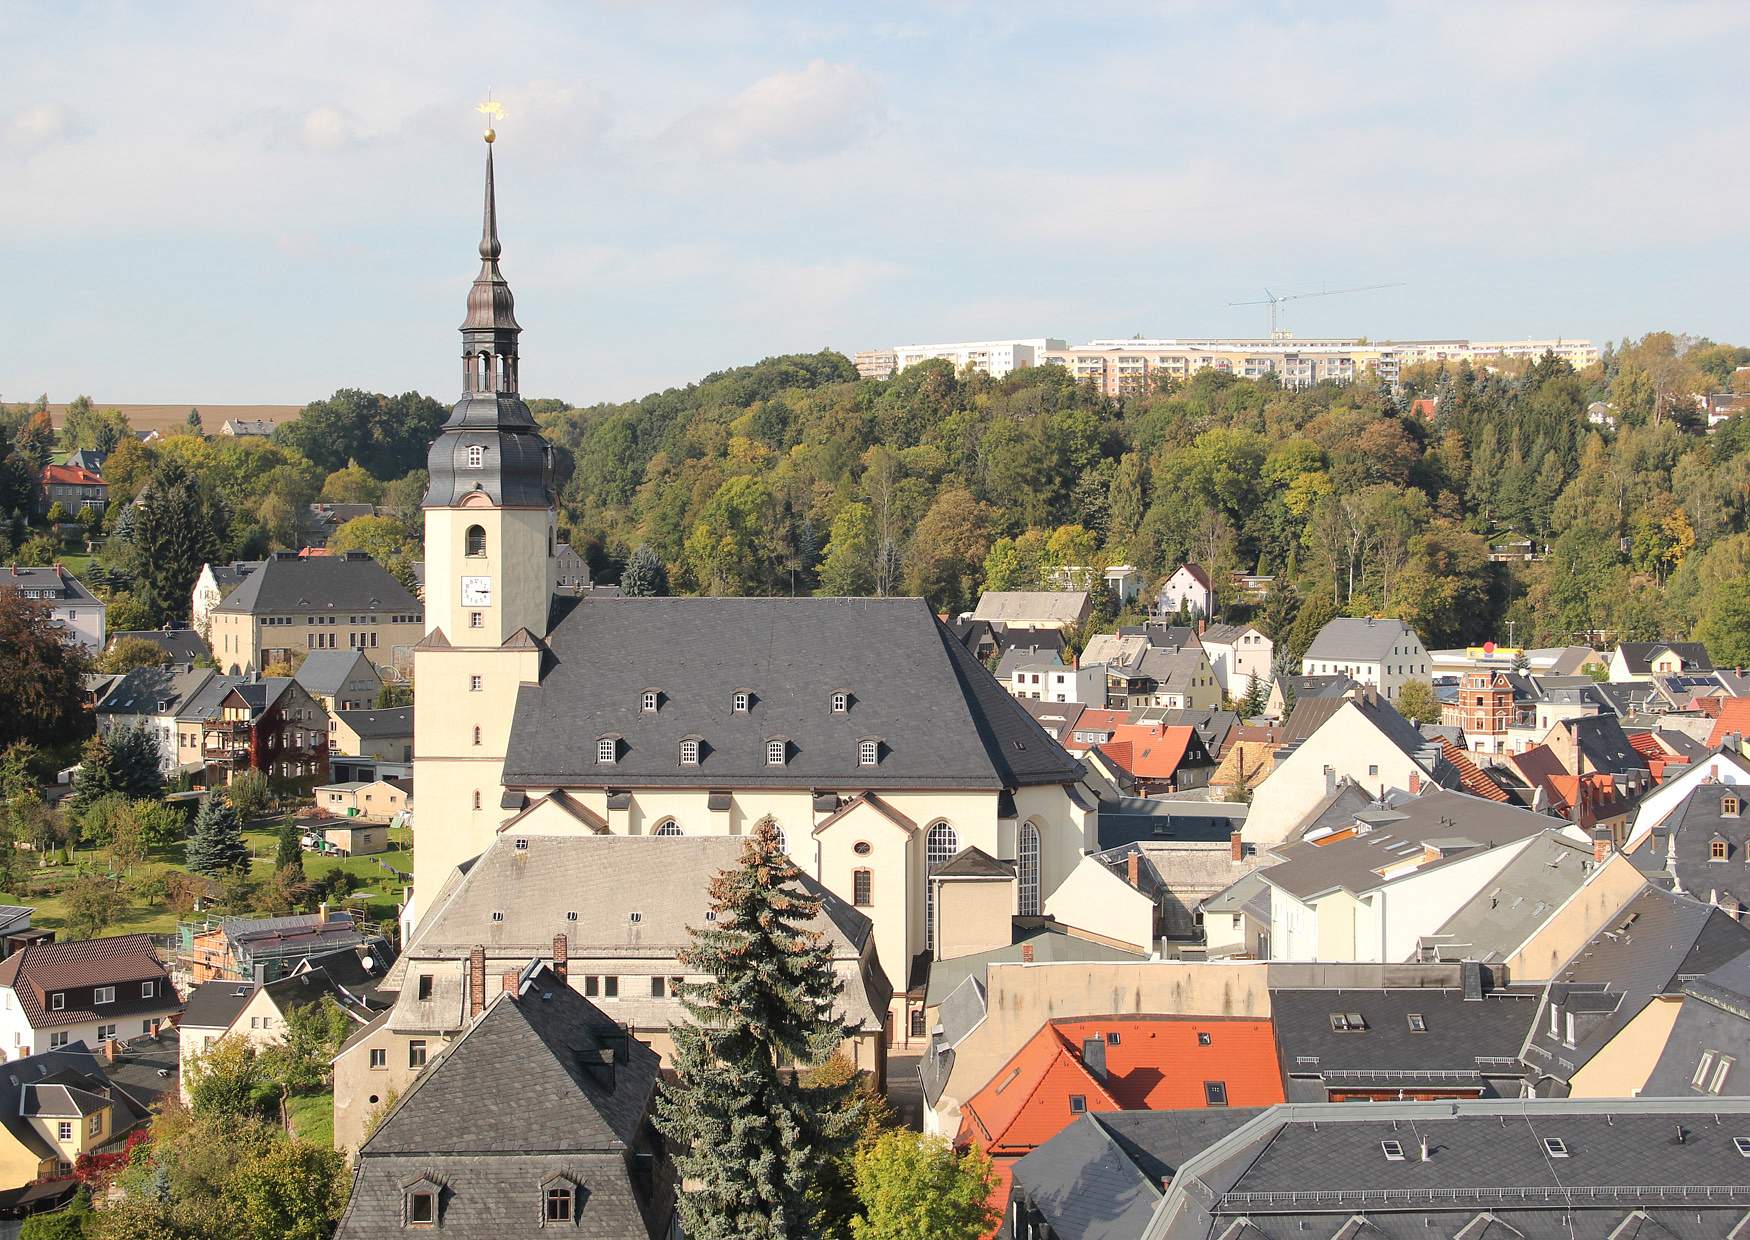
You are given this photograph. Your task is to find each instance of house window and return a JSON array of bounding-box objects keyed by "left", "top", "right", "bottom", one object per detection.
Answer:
[
  {"left": 654, "top": 820, "right": 683, "bottom": 837},
  {"left": 418, "top": 975, "right": 434, "bottom": 1000},
  {"left": 1068, "top": 1095, "right": 1086, "bottom": 1114},
  {"left": 680, "top": 739, "right": 700, "bottom": 766},
  {"left": 1017, "top": 822, "right": 1041, "bottom": 917},
  {"left": 87, "top": 1113, "right": 100, "bottom": 1137},
  {"left": 651, "top": 977, "right": 666, "bottom": 998},
  {"left": 409, "top": 1040, "right": 427, "bottom": 1069},
  {"left": 1407, "top": 1013, "right": 1426, "bottom": 1033},
  {"left": 1711, "top": 1056, "right": 1735, "bottom": 1094},
  {"left": 142, "top": 980, "right": 156, "bottom": 998},
  {"left": 1543, "top": 1137, "right": 1569, "bottom": 1158},
  {"left": 50, "top": 993, "right": 63, "bottom": 1011},
  {"left": 93, "top": 986, "right": 114, "bottom": 1005},
  {"left": 584, "top": 976, "right": 598, "bottom": 996},
  {"left": 408, "top": 1190, "right": 436, "bottom": 1224},
  {"left": 469, "top": 612, "right": 483, "bottom": 629},
  {"left": 369, "top": 1048, "right": 386, "bottom": 1069},
  {"left": 642, "top": 691, "right": 659, "bottom": 713},
  {"left": 597, "top": 737, "right": 616, "bottom": 764},
  {"left": 48, "top": 1032, "right": 67, "bottom": 1049},
  {"left": 466, "top": 445, "right": 483, "bottom": 469},
  {"left": 853, "top": 869, "right": 872, "bottom": 906},
  {"left": 832, "top": 692, "right": 848, "bottom": 713},
  {"left": 1712, "top": 839, "right": 1730, "bottom": 861},
  {"left": 1204, "top": 1081, "right": 1228, "bottom": 1106},
  {"left": 97, "top": 1024, "right": 116, "bottom": 1041},
  {"left": 766, "top": 739, "right": 787, "bottom": 766},
  {"left": 733, "top": 692, "right": 750, "bottom": 714},
  {"left": 465, "top": 525, "right": 486, "bottom": 556},
  {"left": 57, "top": 1121, "right": 71, "bottom": 1141},
  {"left": 1725, "top": 795, "right": 1741, "bottom": 817},
  {"left": 546, "top": 1185, "right": 574, "bottom": 1222},
  {"left": 470, "top": 675, "right": 483, "bottom": 692},
  {"left": 1197, "top": 1031, "right": 1212, "bottom": 1046},
  {"left": 858, "top": 739, "right": 879, "bottom": 767},
  {"left": 603, "top": 976, "right": 618, "bottom": 997}
]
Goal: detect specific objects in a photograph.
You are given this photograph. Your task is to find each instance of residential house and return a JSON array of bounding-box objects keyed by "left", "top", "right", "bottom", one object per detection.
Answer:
[
  {"left": 970, "top": 590, "right": 1092, "bottom": 632},
  {"left": 1259, "top": 790, "right": 1572, "bottom": 962},
  {"left": 1017, "top": 700, "right": 1084, "bottom": 744},
  {"left": 1630, "top": 782, "right": 1750, "bottom": 916},
  {"left": 1623, "top": 746, "right": 1750, "bottom": 852},
  {"left": 553, "top": 540, "right": 590, "bottom": 594},
  {"left": 175, "top": 980, "right": 255, "bottom": 1090},
  {"left": 1639, "top": 948, "right": 1750, "bottom": 1097},
  {"left": 104, "top": 627, "right": 207, "bottom": 669},
  {"left": 1125, "top": 1097, "right": 1750, "bottom": 1240},
  {"left": 36, "top": 463, "right": 107, "bottom": 518},
  {"left": 1521, "top": 884, "right": 1750, "bottom": 1097},
  {"left": 332, "top": 833, "right": 891, "bottom": 1153},
  {"left": 297, "top": 501, "right": 375, "bottom": 549},
  {"left": 1263, "top": 672, "right": 1353, "bottom": 721},
  {"left": 1608, "top": 640, "right": 1713, "bottom": 682},
  {"left": 1507, "top": 714, "right": 1653, "bottom": 839},
  {"left": 313, "top": 777, "right": 411, "bottom": 824},
  {"left": 1299, "top": 616, "right": 1431, "bottom": 703},
  {"left": 1041, "top": 855, "right": 1157, "bottom": 951},
  {"left": 998, "top": 646, "right": 1103, "bottom": 704},
  {"left": 198, "top": 676, "right": 329, "bottom": 788},
  {"left": 1095, "top": 723, "right": 1215, "bottom": 795},
  {"left": 1127, "top": 705, "right": 1239, "bottom": 759},
  {"left": 333, "top": 966, "right": 674, "bottom": 1238},
  {"left": 206, "top": 551, "right": 422, "bottom": 676},
  {"left": 1417, "top": 831, "right": 1615, "bottom": 965},
  {"left": 62, "top": 449, "right": 108, "bottom": 475},
  {"left": 0, "top": 1045, "right": 150, "bottom": 1190},
  {"left": 0, "top": 936, "right": 179, "bottom": 1058},
  {"left": 1003, "top": 1109, "right": 1259, "bottom": 1240},
  {"left": 219, "top": 418, "right": 273, "bottom": 437},
  {"left": 189, "top": 559, "right": 263, "bottom": 640},
  {"left": 921, "top": 929, "right": 1144, "bottom": 1044},
  {"left": 330, "top": 707, "right": 413, "bottom": 763},
  {"left": 1270, "top": 974, "right": 1538, "bottom": 1102},
  {"left": 1207, "top": 738, "right": 1274, "bottom": 800},
  {"left": 1100, "top": 641, "right": 1220, "bottom": 711},
  {"left": 1197, "top": 622, "right": 1272, "bottom": 700},
  {"left": 1441, "top": 668, "right": 1536, "bottom": 755},
  {"left": 1245, "top": 686, "right": 1461, "bottom": 846},
  {"left": 171, "top": 673, "right": 242, "bottom": 777},
  {"left": 187, "top": 910, "right": 384, "bottom": 984},
  {"left": 1097, "top": 835, "right": 1260, "bottom": 943},
  {"left": 93, "top": 667, "right": 218, "bottom": 778},
  {"left": 0, "top": 909, "right": 51, "bottom": 963},
  {"left": 302, "top": 816, "right": 392, "bottom": 857},
  {"left": 293, "top": 649, "right": 382, "bottom": 718},
  {"left": 1198, "top": 871, "right": 1273, "bottom": 958},
  {"left": 178, "top": 967, "right": 374, "bottom": 1100},
  {"left": 1152, "top": 563, "right": 1216, "bottom": 619},
  {"left": 955, "top": 1015, "right": 1283, "bottom": 1219},
  {"left": 1708, "top": 696, "right": 1750, "bottom": 755},
  {"left": 0, "top": 565, "right": 105, "bottom": 652}
]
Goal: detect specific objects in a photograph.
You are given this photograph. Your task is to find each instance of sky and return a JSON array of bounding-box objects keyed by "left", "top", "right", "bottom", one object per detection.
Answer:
[{"left": 3, "top": 1, "right": 1748, "bottom": 408}]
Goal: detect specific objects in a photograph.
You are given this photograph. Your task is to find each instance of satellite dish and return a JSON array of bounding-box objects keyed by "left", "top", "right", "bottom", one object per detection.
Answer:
[{"left": 360, "top": 956, "right": 375, "bottom": 970}]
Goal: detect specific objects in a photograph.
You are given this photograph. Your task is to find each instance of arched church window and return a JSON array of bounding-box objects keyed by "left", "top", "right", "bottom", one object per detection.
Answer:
[
  {"left": 925, "top": 822, "right": 959, "bottom": 951},
  {"left": 654, "top": 820, "right": 683, "bottom": 837},
  {"left": 1018, "top": 822, "right": 1041, "bottom": 917},
  {"left": 465, "top": 525, "right": 486, "bottom": 557}
]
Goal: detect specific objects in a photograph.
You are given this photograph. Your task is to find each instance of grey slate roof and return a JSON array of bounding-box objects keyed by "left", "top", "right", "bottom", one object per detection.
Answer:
[
  {"left": 1258, "top": 790, "right": 1555, "bottom": 902},
  {"left": 971, "top": 591, "right": 1089, "bottom": 625},
  {"left": 1561, "top": 713, "right": 1648, "bottom": 773},
  {"left": 176, "top": 673, "right": 242, "bottom": 722},
  {"left": 1616, "top": 641, "right": 1713, "bottom": 675},
  {"left": 1586, "top": 679, "right": 1655, "bottom": 717},
  {"left": 1094, "top": 796, "right": 1248, "bottom": 851},
  {"left": 0, "top": 1045, "right": 147, "bottom": 1164},
  {"left": 180, "top": 979, "right": 257, "bottom": 1029},
  {"left": 338, "top": 968, "right": 669, "bottom": 1239},
  {"left": 106, "top": 628, "right": 207, "bottom": 667},
  {"left": 1640, "top": 949, "right": 1750, "bottom": 1097},
  {"left": 995, "top": 644, "right": 1064, "bottom": 678},
  {"left": 293, "top": 649, "right": 379, "bottom": 697},
  {"left": 1128, "top": 707, "right": 1239, "bottom": 755},
  {"left": 1302, "top": 616, "right": 1423, "bottom": 664},
  {"left": 1270, "top": 985, "right": 1538, "bottom": 1100},
  {"left": 1521, "top": 885, "right": 1750, "bottom": 1089},
  {"left": 1008, "top": 1109, "right": 1263, "bottom": 1240},
  {"left": 0, "top": 565, "right": 99, "bottom": 604},
  {"left": 336, "top": 706, "right": 413, "bottom": 739},
  {"left": 1422, "top": 832, "right": 1601, "bottom": 963},
  {"left": 95, "top": 667, "right": 215, "bottom": 718},
  {"left": 1631, "top": 782, "right": 1750, "bottom": 912},
  {"left": 212, "top": 551, "right": 418, "bottom": 616},
  {"left": 1142, "top": 1097, "right": 1750, "bottom": 1240},
  {"left": 501, "top": 596, "right": 1083, "bottom": 790}
]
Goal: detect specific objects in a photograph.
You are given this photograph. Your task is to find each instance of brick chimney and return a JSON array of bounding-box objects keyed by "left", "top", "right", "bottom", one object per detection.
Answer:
[
  {"left": 502, "top": 969, "right": 520, "bottom": 996},
  {"left": 1020, "top": 943, "right": 1034, "bottom": 963},
  {"left": 1592, "top": 827, "right": 1614, "bottom": 864},
  {"left": 1126, "top": 851, "right": 1142, "bottom": 889},
  {"left": 469, "top": 945, "right": 486, "bottom": 1018},
  {"left": 552, "top": 933, "right": 568, "bottom": 985},
  {"left": 1230, "top": 830, "right": 1244, "bottom": 862},
  {"left": 1409, "top": 770, "right": 1422, "bottom": 794}
]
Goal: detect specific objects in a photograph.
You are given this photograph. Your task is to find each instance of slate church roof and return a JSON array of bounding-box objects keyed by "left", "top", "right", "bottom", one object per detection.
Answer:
[{"left": 501, "top": 596, "right": 1083, "bottom": 791}]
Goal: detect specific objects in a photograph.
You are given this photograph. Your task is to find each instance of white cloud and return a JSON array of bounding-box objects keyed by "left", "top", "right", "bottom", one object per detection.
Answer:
[
  {"left": 665, "top": 60, "right": 884, "bottom": 162},
  {"left": 7, "top": 102, "right": 84, "bottom": 148}
]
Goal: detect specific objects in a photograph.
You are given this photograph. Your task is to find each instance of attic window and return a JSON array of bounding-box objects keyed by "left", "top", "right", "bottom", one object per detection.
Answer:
[
  {"left": 515, "top": 837, "right": 528, "bottom": 851},
  {"left": 545, "top": 1183, "right": 574, "bottom": 1222},
  {"left": 1543, "top": 1137, "right": 1569, "bottom": 1158},
  {"left": 1330, "top": 1013, "right": 1368, "bottom": 1033},
  {"left": 733, "top": 691, "right": 750, "bottom": 714},
  {"left": 417, "top": 975, "right": 433, "bottom": 1000},
  {"left": 1203, "top": 1081, "right": 1228, "bottom": 1106},
  {"left": 466, "top": 445, "right": 483, "bottom": 469},
  {"left": 858, "top": 739, "right": 879, "bottom": 767},
  {"left": 1381, "top": 1140, "right": 1405, "bottom": 1161},
  {"left": 407, "top": 1188, "right": 436, "bottom": 1225},
  {"left": 1713, "top": 839, "right": 1730, "bottom": 861},
  {"left": 1734, "top": 1136, "right": 1750, "bottom": 1157},
  {"left": 642, "top": 690, "right": 660, "bottom": 713},
  {"left": 1068, "top": 1095, "right": 1086, "bottom": 1114},
  {"left": 1407, "top": 1013, "right": 1427, "bottom": 1033},
  {"left": 566, "top": 911, "right": 578, "bottom": 922},
  {"left": 629, "top": 911, "right": 642, "bottom": 924},
  {"left": 1725, "top": 794, "right": 1741, "bottom": 817},
  {"left": 680, "top": 739, "right": 700, "bottom": 766},
  {"left": 50, "top": 993, "right": 64, "bottom": 1011},
  {"left": 832, "top": 692, "right": 849, "bottom": 714},
  {"left": 596, "top": 737, "right": 617, "bottom": 765},
  {"left": 766, "top": 739, "right": 788, "bottom": 767},
  {"left": 1106, "top": 1031, "right": 1121, "bottom": 1046},
  {"left": 1197, "top": 1031, "right": 1212, "bottom": 1046}
]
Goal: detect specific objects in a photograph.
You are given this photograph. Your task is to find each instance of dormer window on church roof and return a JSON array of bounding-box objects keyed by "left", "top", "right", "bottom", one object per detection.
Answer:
[{"left": 466, "top": 445, "right": 483, "bottom": 469}]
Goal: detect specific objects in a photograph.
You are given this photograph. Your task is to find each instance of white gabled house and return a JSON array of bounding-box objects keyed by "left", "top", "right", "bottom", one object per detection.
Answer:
[
  {"left": 1299, "top": 616, "right": 1430, "bottom": 703},
  {"left": 1199, "top": 623, "right": 1273, "bottom": 701}
]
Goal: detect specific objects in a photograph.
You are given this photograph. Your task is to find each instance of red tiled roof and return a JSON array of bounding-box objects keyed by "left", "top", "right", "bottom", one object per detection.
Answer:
[
  {"left": 1410, "top": 398, "right": 1438, "bottom": 419},
  {"left": 1100, "top": 724, "right": 1199, "bottom": 779},
  {"left": 1625, "top": 731, "right": 1670, "bottom": 782},
  {"left": 956, "top": 1015, "right": 1284, "bottom": 1161},
  {"left": 40, "top": 464, "right": 106, "bottom": 488},
  {"left": 1708, "top": 698, "right": 1750, "bottom": 749},
  {"left": 1440, "top": 741, "right": 1510, "bottom": 803}
]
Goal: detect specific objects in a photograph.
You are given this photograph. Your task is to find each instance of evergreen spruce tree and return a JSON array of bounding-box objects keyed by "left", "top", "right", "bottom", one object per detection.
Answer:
[
  {"left": 654, "top": 818, "right": 861, "bottom": 1239},
  {"left": 109, "top": 725, "right": 165, "bottom": 800},
  {"left": 72, "top": 734, "right": 120, "bottom": 810},
  {"left": 187, "top": 793, "right": 248, "bottom": 876},
  {"left": 619, "top": 545, "right": 668, "bottom": 597},
  {"left": 274, "top": 819, "right": 304, "bottom": 878}
]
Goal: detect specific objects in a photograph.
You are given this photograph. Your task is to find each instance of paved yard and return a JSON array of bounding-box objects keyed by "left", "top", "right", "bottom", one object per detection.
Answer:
[{"left": 885, "top": 1052, "right": 925, "bottom": 1131}]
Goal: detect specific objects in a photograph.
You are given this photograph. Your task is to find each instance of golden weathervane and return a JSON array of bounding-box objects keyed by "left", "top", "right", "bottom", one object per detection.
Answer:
[{"left": 476, "top": 96, "right": 506, "bottom": 143}]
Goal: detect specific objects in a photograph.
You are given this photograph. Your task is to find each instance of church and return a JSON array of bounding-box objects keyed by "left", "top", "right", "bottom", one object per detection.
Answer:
[{"left": 410, "top": 132, "right": 1097, "bottom": 1041}]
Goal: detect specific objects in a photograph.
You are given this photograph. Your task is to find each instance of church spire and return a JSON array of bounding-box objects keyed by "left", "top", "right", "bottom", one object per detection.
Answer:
[
  {"left": 479, "top": 139, "right": 502, "bottom": 262},
  {"left": 460, "top": 128, "right": 520, "bottom": 394}
]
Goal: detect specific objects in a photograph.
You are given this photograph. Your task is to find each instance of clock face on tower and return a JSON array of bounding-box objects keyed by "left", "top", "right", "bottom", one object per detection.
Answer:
[{"left": 461, "top": 575, "right": 493, "bottom": 607}]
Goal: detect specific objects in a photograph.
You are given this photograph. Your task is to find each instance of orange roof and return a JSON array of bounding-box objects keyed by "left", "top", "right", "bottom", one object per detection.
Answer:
[
  {"left": 1440, "top": 741, "right": 1509, "bottom": 803},
  {"left": 1410, "top": 397, "right": 1438, "bottom": 419},
  {"left": 1099, "top": 724, "right": 1198, "bottom": 779},
  {"left": 1625, "top": 731, "right": 1670, "bottom": 781},
  {"left": 1708, "top": 698, "right": 1750, "bottom": 749},
  {"left": 956, "top": 1015, "right": 1284, "bottom": 1161},
  {"left": 40, "top": 463, "right": 106, "bottom": 487}
]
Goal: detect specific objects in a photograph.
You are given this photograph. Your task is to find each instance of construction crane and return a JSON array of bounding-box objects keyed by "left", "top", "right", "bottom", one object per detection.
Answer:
[{"left": 1230, "top": 282, "right": 1405, "bottom": 338}]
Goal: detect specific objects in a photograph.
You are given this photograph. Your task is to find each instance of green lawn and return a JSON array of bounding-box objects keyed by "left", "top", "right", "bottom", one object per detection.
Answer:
[{"left": 286, "top": 1090, "right": 334, "bottom": 1148}]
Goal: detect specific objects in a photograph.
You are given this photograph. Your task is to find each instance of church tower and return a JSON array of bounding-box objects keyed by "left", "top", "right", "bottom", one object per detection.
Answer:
[
  {"left": 410, "top": 129, "right": 553, "bottom": 922},
  {"left": 421, "top": 128, "right": 556, "bottom": 644}
]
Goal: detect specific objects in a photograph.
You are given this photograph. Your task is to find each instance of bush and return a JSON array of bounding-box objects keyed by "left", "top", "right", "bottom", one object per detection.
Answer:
[{"left": 19, "top": 1187, "right": 90, "bottom": 1239}]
